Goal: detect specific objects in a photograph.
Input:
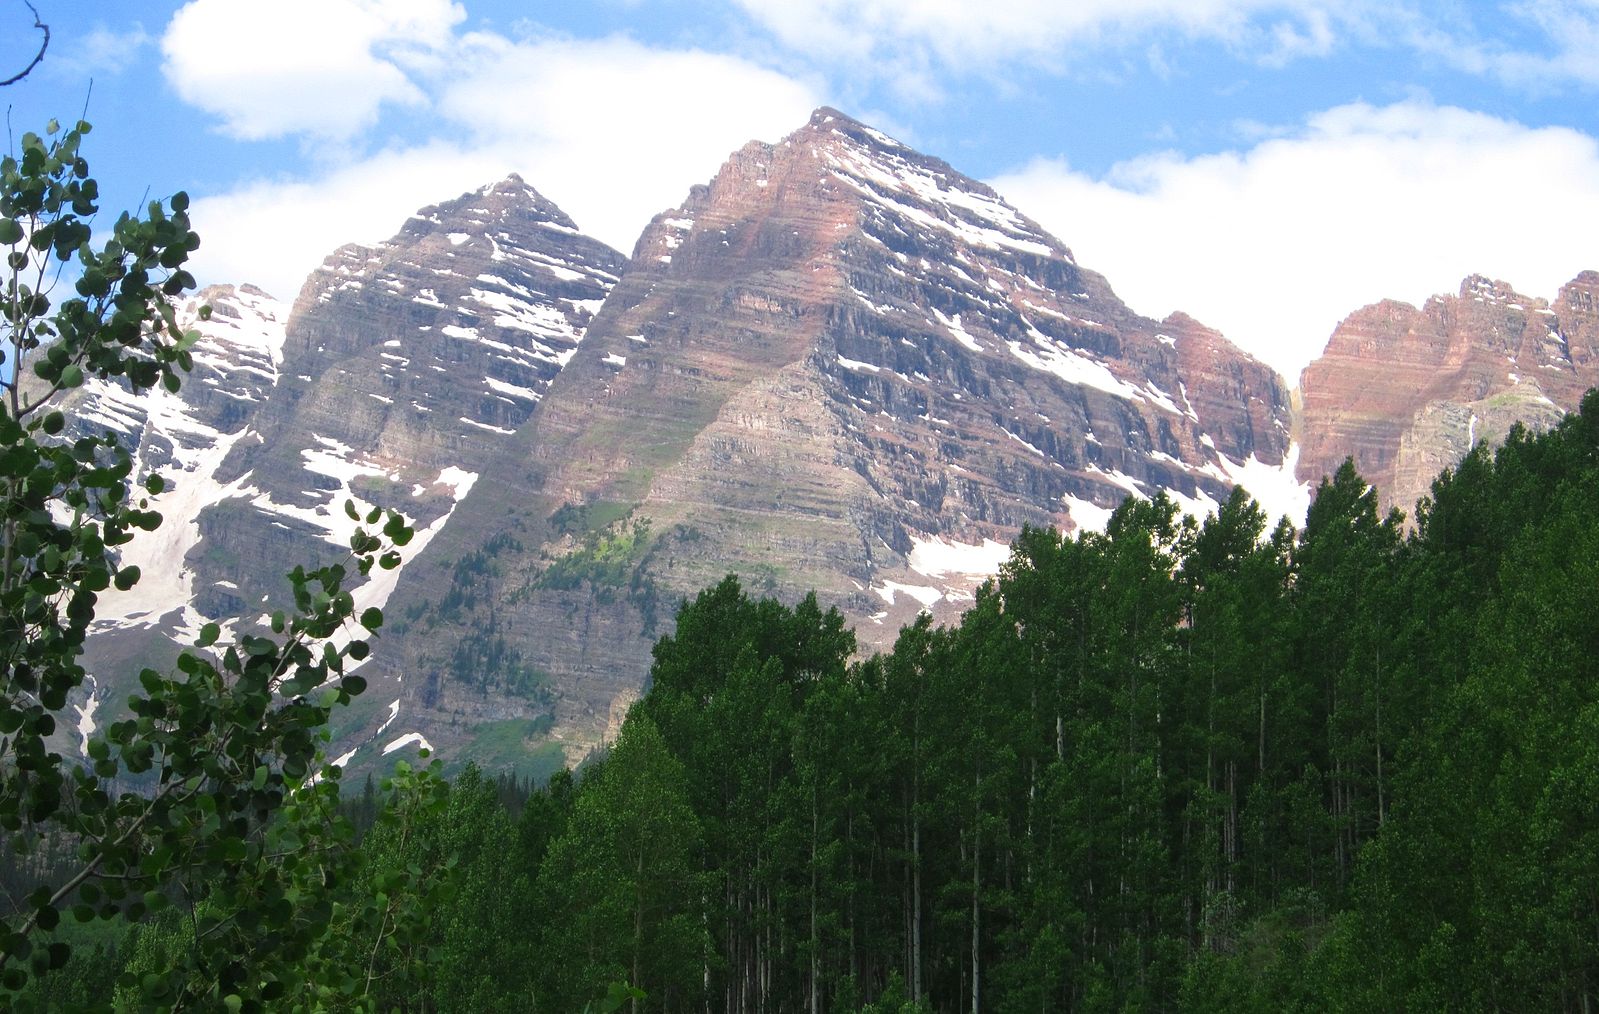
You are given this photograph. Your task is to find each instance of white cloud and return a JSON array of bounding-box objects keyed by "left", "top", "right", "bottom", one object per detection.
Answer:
[
  {"left": 49, "top": 23, "right": 154, "bottom": 78},
  {"left": 183, "top": 34, "right": 822, "bottom": 296},
  {"left": 188, "top": 142, "right": 511, "bottom": 300},
  {"left": 990, "top": 100, "right": 1599, "bottom": 382},
  {"left": 729, "top": 0, "right": 1372, "bottom": 72},
  {"left": 732, "top": 1, "right": 1599, "bottom": 94},
  {"left": 161, "top": 0, "right": 464, "bottom": 140},
  {"left": 1406, "top": 0, "right": 1599, "bottom": 89},
  {"left": 434, "top": 33, "right": 822, "bottom": 252}
]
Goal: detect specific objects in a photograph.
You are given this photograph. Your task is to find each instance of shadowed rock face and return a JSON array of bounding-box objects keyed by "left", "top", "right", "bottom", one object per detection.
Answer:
[
  {"left": 378, "top": 107, "right": 1298, "bottom": 766},
  {"left": 1298, "top": 271, "right": 1599, "bottom": 517},
  {"left": 53, "top": 179, "right": 629, "bottom": 768},
  {"left": 59, "top": 104, "right": 1591, "bottom": 778},
  {"left": 185, "top": 175, "right": 628, "bottom": 621},
  {"left": 84, "top": 108, "right": 1599, "bottom": 777}
]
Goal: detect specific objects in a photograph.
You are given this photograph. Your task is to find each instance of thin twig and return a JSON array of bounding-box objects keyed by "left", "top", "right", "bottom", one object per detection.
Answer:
[{"left": 0, "top": 1, "right": 49, "bottom": 87}]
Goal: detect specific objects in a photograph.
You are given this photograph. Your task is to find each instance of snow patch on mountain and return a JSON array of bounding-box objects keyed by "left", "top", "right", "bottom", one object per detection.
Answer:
[
  {"left": 1063, "top": 494, "right": 1115, "bottom": 534},
  {"left": 872, "top": 580, "right": 943, "bottom": 609},
  {"left": 822, "top": 133, "right": 1056, "bottom": 258},
  {"left": 907, "top": 534, "right": 1010, "bottom": 578},
  {"left": 383, "top": 731, "right": 434, "bottom": 755},
  {"left": 91, "top": 287, "right": 291, "bottom": 636},
  {"left": 1201, "top": 443, "right": 1311, "bottom": 527}
]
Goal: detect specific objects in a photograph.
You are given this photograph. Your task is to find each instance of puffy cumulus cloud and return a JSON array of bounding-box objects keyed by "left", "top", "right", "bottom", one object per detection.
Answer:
[
  {"left": 433, "top": 33, "right": 822, "bottom": 252},
  {"left": 183, "top": 35, "right": 822, "bottom": 296},
  {"left": 729, "top": 0, "right": 1367, "bottom": 74},
  {"left": 161, "top": 0, "right": 465, "bottom": 140},
  {"left": 990, "top": 100, "right": 1599, "bottom": 382},
  {"left": 187, "top": 143, "right": 512, "bottom": 300}
]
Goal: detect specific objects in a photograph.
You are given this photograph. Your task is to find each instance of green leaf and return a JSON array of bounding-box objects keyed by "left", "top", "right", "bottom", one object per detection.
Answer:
[
  {"left": 113, "top": 565, "right": 141, "bottom": 591},
  {"left": 0, "top": 217, "right": 21, "bottom": 245},
  {"left": 197, "top": 622, "right": 220, "bottom": 648},
  {"left": 359, "top": 607, "right": 382, "bottom": 631},
  {"left": 61, "top": 363, "right": 84, "bottom": 388}
]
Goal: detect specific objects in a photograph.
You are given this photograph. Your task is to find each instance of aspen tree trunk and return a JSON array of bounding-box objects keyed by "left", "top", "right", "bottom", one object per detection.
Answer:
[
  {"left": 972, "top": 764, "right": 982, "bottom": 1014},
  {"left": 1258, "top": 689, "right": 1266, "bottom": 777},
  {"left": 848, "top": 803, "right": 858, "bottom": 986},
  {"left": 1207, "top": 662, "right": 1217, "bottom": 899},
  {"left": 1226, "top": 760, "right": 1238, "bottom": 894},
  {"left": 633, "top": 852, "right": 644, "bottom": 1014},
  {"left": 810, "top": 784, "right": 819, "bottom": 1014},
  {"left": 902, "top": 793, "right": 912, "bottom": 987},
  {"left": 1375, "top": 644, "right": 1385, "bottom": 828},
  {"left": 913, "top": 729, "right": 924, "bottom": 1006},
  {"left": 913, "top": 795, "right": 923, "bottom": 1005}
]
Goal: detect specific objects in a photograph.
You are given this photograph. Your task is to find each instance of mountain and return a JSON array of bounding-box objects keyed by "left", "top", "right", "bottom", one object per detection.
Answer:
[
  {"left": 54, "top": 106, "right": 1595, "bottom": 778},
  {"left": 370, "top": 108, "right": 1300, "bottom": 769},
  {"left": 58, "top": 178, "right": 627, "bottom": 757},
  {"left": 187, "top": 173, "right": 626, "bottom": 619},
  {"left": 1297, "top": 271, "right": 1599, "bottom": 514},
  {"left": 35, "top": 284, "right": 290, "bottom": 750}
]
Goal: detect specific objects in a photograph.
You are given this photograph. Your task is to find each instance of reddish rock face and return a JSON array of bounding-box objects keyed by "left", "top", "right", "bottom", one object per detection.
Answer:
[
  {"left": 62, "top": 108, "right": 1315, "bottom": 772},
  {"left": 1298, "top": 272, "right": 1599, "bottom": 516},
  {"left": 385, "top": 107, "right": 1300, "bottom": 759}
]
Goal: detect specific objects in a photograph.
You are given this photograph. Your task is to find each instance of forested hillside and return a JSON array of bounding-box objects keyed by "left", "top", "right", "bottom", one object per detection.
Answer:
[{"left": 15, "top": 387, "right": 1599, "bottom": 1009}]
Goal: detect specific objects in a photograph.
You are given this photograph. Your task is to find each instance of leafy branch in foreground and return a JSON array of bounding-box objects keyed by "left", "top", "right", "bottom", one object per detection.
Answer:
[{"left": 1, "top": 118, "right": 431, "bottom": 1009}]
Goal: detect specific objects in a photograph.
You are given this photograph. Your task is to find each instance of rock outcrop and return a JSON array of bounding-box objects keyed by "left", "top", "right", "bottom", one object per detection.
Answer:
[
  {"left": 1298, "top": 272, "right": 1599, "bottom": 515},
  {"left": 183, "top": 175, "right": 628, "bottom": 622},
  {"left": 377, "top": 108, "right": 1301, "bottom": 767}
]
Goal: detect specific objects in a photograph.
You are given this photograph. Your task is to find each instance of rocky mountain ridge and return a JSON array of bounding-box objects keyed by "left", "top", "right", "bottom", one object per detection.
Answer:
[
  {"left": 1298, "top": 270, "right": 1599, "bottom": 515},
  {"left": 371, "top": 107, "right": 1301, "bottom": 769},
  {"left": 49, "top": 107, "right": 1595, "bottom": 776}
]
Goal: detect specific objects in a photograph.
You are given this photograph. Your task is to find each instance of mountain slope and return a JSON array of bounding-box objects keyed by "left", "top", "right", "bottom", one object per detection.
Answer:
[
  {"left": 188, "top": 175, "right": 626, "bottom": 617},
  {"left": 376, "top": 108, "right": 1301, "bottom": 766},
  {"left": 57, "top": 182, "right": 627, "bottom": 762}
]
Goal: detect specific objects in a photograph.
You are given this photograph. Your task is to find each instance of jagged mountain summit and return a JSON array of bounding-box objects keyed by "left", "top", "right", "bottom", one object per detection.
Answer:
[
  {"left": 59, "top": 106, "right": 1594, "bottom": 779},
  {"left": 183, "top": 174, "right": 627, "bottom": 618},
  {"left": 1298, "top": 271, "right": 1599, "bottom": 514},
  {"left": 60, "top": 178, "right": 627, "bottom": 759},
  {"left": 373, "top": 107, "right": 1302, "bottom": 769}
]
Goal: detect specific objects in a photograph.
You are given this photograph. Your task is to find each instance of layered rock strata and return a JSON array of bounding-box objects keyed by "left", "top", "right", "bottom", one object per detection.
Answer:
[
  {"left": 381, "top": 108, "right": 1302, "bottom": 765},
  {"left": 1298, "top": 272, "right": 1599, "bottom": 515}
]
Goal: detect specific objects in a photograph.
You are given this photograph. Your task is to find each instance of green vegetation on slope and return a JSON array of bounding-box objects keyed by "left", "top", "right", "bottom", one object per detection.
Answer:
[{"left": 19, "top": 392, "right": 1599, "bottom": 1010}]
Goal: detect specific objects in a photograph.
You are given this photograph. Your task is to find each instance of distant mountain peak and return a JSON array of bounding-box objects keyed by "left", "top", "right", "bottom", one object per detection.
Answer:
[{"left": 401, "top": 173, "right": 581, "bottom": 240}]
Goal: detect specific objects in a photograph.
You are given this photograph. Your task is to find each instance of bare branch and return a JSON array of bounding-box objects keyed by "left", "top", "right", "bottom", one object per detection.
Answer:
[{"left": 0, "top": 1, "right": 49, "bottom": 88}]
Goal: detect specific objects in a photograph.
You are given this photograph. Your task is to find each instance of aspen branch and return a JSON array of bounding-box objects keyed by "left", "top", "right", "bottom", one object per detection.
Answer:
[{"left": 0, "top": 1, "right": 49, "bottom": 87}]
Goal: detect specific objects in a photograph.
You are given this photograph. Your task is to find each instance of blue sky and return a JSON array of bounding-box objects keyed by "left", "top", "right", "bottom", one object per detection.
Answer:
[{"left": 4, "top": 0, "right": 1598, "bottom": 380}]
